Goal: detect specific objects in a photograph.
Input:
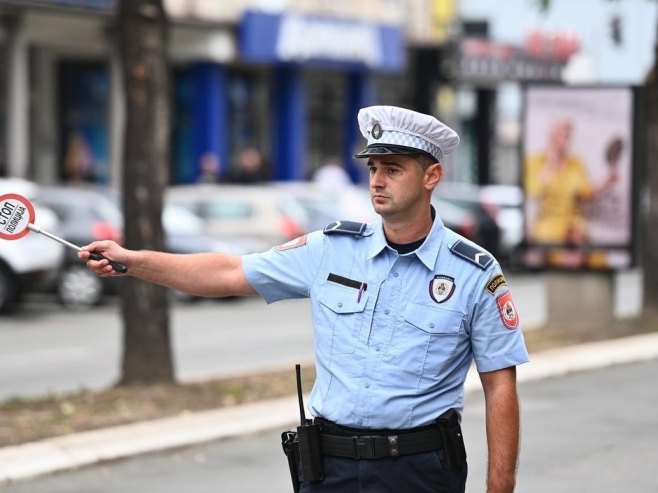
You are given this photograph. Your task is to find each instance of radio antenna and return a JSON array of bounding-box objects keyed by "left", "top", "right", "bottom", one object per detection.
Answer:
[{"left": 295, "top": 364, "right": 308, "bottom": 424}]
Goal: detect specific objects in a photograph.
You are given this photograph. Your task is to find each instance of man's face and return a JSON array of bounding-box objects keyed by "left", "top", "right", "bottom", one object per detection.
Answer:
[{"left": 367, "top": 155, "right": 440, "bottom": 219}]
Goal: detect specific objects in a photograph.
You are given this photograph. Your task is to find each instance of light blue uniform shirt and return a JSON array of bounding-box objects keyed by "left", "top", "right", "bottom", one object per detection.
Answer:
[{"left": 243, "top": 214, "right": 529, "bottom": 429}]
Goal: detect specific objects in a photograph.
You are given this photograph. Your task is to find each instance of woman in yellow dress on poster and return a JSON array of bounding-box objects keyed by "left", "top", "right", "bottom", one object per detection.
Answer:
[{"left": 525, "top": 118, "right": 617, "bottom": 246}]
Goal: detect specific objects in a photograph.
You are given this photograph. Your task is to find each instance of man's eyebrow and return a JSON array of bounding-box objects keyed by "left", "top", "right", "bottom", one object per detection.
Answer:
[{"left": 367, "top": 159, "right": 405, "bottom": 168}]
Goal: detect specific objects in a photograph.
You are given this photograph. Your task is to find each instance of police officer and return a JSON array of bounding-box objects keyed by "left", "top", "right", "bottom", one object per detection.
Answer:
[{"left": 80, "top": 106, "right": 529, "bottom": 493}]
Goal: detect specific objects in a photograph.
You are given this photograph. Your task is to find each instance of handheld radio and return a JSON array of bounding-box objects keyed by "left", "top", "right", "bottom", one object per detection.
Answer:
[{"left": 295, "top": 364, "right": 323, "bottom": 482}]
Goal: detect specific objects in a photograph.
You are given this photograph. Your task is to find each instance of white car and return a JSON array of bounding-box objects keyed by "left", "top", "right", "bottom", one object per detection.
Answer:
[{"left": 0, "top": 178, "right": 65, "bottom": 313}]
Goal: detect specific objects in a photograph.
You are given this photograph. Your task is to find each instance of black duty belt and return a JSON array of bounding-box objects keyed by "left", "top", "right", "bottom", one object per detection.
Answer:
[{"left": 318, "top": 421, "right": 443, "bottom": 460}]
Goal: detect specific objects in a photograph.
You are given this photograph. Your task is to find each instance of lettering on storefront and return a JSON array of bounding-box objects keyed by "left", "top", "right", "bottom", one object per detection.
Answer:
[{"left": 276, "top": 15, "right": 382, "bottom": 67}]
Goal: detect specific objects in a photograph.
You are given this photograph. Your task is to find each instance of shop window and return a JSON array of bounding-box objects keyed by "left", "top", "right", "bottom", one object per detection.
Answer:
[{"left": 58, "top": 61, "right": 109, "bottom": 184}]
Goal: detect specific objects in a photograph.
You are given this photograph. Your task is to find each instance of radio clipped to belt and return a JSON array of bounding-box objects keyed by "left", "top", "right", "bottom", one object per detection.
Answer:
[{"left": 281, "top": 364, "right": 324, "bottom": 493}]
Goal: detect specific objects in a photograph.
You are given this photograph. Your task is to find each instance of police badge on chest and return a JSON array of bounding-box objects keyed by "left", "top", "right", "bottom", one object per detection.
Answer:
[{"left": 429, "top": 275, "right": 455, "bottom": 304}]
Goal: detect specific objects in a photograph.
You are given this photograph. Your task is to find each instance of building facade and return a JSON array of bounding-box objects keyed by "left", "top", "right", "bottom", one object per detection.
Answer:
[{"left": 0, "top": 0, "right": 459, "bottom": 186}]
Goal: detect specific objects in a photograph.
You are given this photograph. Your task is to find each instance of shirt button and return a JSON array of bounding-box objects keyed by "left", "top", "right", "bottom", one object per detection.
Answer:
[
  {"left": 384, "top": 309, "right": 390, "bottom": 315},
  {"left": 376, "top": 346, "right": 381, "bottom": 351},
  {"left": 430, "top": 323, "right": 435, "bottom": 329},
  {"left": 393, "top": 272, "right": 399, "bottom": 277},
  {"left": 337, "top": 302, "right": 343, "bottom": 308},
  {"left": 365, "top": 382, "right": 370, "bottom": 388}
]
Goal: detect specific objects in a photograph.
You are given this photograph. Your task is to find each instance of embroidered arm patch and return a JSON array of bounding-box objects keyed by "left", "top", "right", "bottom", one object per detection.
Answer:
[
  {"left": 450, "top": 240, "right": 493, "bottom": 270},
  {"left": 323, "top": 220, "right": 367, "bottom": 236}
]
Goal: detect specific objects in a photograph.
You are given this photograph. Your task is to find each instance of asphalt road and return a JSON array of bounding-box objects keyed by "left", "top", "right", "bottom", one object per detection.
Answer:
[
  {"left": 0, "top": 296, "right": 315, "bottom": 400},
  {"left": 0, "top": 270, "right": 642, "bottom": 401},
  {"left": 1, "top": 358, "right": 655, "bottom": 493}
]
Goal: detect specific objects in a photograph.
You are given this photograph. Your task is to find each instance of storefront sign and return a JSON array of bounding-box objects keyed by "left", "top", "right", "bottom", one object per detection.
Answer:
[
  {"left": 240, "top": 11, "right": 405, "bottom": 72},
  {"left": 450, "top": 37, "right": 566, "bottom": 83}
]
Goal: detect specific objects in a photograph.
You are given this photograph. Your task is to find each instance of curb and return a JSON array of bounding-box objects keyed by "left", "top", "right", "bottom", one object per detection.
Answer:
[
  {"left": 0, "top": 396, "right": 301, "bottom": 485},
  {"left": 2, "top": 332, "right": 658, "bottom": 485}
]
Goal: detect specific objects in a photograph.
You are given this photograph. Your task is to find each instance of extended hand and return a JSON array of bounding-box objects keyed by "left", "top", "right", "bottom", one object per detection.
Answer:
[{"left": 78, "top": 240, "right": 130, "bottom": 276}]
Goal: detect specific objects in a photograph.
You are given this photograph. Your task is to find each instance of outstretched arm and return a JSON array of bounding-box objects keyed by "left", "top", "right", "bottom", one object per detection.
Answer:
[
  {"left": 78, "top": 240, "right": 258, "bottom": 298},
  {"left": 479, "top": 366, "right": 521, "bottom": 493}
]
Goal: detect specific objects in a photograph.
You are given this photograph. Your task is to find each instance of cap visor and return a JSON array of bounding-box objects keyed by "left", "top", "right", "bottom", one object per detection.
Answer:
[{"left": 353, "top": 145, "right": 422, "bottom": 159}]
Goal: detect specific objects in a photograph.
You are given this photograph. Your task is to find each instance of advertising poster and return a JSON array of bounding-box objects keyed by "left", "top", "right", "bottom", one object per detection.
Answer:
[{"left": 522, "top": 85, "right": 636, "bottom": 270}]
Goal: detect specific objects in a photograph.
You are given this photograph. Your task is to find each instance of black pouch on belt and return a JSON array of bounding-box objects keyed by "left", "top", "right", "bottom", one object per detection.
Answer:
[
  {"left": 281, "top": 430, "right": 301, "bottom": 493},
  {"left": 437, "top": 409, "right": 467, "bottom": 469}
]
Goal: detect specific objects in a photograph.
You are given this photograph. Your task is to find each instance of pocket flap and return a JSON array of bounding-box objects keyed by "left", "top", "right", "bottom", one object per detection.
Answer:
[
  {"left": 404, "top": 303, "right": 464, "bottom": 334},
  {"left": 318, "top": 284, "right": 368, "bottom": 314}
]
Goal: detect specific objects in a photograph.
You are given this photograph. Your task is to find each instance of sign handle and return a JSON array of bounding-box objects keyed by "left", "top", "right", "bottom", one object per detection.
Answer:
[{"left": 27, "top": 224, "right": 128, "bottom": 274}]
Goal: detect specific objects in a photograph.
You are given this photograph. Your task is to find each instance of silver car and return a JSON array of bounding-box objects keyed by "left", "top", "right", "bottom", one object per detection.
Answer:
[{"left": 166, "top": 184, "right": 309, "bottom": 248}]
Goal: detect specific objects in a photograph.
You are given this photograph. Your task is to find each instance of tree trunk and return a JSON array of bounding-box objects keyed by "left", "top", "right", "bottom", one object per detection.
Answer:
[{"left": 117, "top": 0, "right": 174, "bottom": 385}]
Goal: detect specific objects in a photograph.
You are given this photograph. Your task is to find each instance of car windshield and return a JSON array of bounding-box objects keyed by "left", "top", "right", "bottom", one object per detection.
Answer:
[{"left": 203, "top": 200, "right": 253, "bottom": 220}]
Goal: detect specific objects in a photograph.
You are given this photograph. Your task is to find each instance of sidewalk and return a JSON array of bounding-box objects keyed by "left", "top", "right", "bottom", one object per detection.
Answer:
[{"left": 2, "top": 332, "right": 658, "bottom": 485}]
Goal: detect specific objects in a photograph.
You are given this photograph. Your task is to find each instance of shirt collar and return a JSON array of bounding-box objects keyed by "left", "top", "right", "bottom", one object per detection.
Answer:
[{"left": 367, "top": 206, "right": 446, "bottom": 270}]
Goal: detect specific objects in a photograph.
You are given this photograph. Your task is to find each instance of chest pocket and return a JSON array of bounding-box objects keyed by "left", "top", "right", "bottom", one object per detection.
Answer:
[
  {"left": 386, "top": 303, "right": 464, "bottom": 377},
  {"left": 317, "top": 284, "right": 369, "bottom": 355}
]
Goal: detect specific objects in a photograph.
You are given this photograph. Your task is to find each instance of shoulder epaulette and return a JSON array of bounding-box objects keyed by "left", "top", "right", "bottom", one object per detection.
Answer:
[
  {"left": 450, "top": 240, "right": 493, "bottom": 270},
  {"left": 323, "top": 220, "right": 367, "bottom": 237}
]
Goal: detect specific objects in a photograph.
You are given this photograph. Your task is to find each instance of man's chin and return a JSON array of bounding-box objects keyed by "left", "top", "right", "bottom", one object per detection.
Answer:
[{"left": 372, "top": 203, "right": 392, "bottom": 218}]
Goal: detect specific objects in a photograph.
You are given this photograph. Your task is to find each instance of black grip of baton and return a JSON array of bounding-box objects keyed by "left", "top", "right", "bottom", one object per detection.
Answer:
[{"left": 89, "top": 252, "right": 128, "bottom": 274}]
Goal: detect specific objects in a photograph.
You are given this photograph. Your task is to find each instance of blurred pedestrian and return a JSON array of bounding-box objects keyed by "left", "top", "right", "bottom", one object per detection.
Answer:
[
  {"left": 312, "top": 155, "right": 352, "bottom": 189},
  {"left": 63, "top": 131, "right": 94, "bottom": 183},
  {"left": 80, "top": 105, "right": 528, "bottom": 493},
  {"left": 197, "top": 152, "right": 222, "bottom": 184},
  {"left": 225, "top": 146, "right": 270, "bottom": 184}
]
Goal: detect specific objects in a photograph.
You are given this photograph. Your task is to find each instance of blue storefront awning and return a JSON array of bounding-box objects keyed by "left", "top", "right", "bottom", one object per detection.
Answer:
[
  {"left": 240, "top": 11, "right": 405, "bottom": 73},
  {"left": 1, "top": 0, "right": 115, "bottom": 10}
]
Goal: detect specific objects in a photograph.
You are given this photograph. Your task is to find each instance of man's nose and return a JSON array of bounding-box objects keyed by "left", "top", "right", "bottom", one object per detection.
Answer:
[{"left": 370, "top": 169, "right": 384, "bottom": 188}]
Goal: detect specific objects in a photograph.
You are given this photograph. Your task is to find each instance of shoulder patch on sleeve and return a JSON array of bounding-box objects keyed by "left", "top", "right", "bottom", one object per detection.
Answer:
[
  {"left": 450, "top": 240, "right": 493, "bottom": 270},
  {"left": 323, "top": 220, "right": 367, "bottom": 237},
  {"left": 275, "top": 234, "right": 308, "bottom": 251}
]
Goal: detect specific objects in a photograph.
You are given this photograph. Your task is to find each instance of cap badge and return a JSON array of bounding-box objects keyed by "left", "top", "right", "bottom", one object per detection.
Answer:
[{"left": 371, "top": 122, "right": 383, "bottom": 140}]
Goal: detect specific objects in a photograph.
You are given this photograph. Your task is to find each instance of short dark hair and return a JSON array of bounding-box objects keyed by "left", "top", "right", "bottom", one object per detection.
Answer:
[{"left": 415, "top": 153, "right": 438, "bottom": 169}]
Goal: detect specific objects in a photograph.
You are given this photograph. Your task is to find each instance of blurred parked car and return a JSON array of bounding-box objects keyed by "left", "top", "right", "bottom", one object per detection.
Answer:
[
  {"left": 433, "top": 182, "right": 502, "bottom": 258},
  {"left": 272, "top": 182, "right": 377, "bottom": 231},
  {"left": 277, "top": 181, "right": 499, "bottom": 254},
  {"left": 166, "top": 184, "right": 309, "bottom": 247},
  {"left": 162, "top": 203, "right": 256, "bottom": 301},
  {"left": 479, "top": 184, "right": 524, "bottom": 265},
  {"left": 36, "top": 186, "right": 124, "bottom": 309},
  {"left": 0, "top": 178, "right": 65, "bottom": 314},
  {"left": 37, "top": 185, "right": 257, "bottom": 308},
  {"left": 276, "top": 181, "right": 501, "bottom": 253}
]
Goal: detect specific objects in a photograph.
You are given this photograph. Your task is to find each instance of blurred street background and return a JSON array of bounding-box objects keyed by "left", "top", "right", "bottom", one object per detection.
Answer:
[
  {"left": 1, "top": 0, "right": 655, "bottom": 317},
  {"left": 1, "top": 0, "right": 658, "bottom": 491}
]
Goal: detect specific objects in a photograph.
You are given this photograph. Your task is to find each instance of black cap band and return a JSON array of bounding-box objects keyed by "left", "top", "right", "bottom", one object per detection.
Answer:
[{"left": 353, "top": 144, "right": 437, "bottom": 163}]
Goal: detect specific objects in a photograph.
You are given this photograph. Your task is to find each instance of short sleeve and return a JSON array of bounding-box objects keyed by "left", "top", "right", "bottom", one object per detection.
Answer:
[
  {"left": 469, "top": 267, "right": 530, "bottom": 373},
  {"left": 242, "top": 230, "right": 325, "bottom": 304}
]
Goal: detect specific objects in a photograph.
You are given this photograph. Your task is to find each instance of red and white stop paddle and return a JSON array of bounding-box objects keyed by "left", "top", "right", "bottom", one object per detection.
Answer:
[{"left": 0, "top": 192, "right": 127, "bottom": 273}]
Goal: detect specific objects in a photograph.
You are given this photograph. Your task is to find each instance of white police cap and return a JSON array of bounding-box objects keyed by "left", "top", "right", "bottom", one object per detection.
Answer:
[{"left": 353, "top": 105, "right": 460, "bottom": 163}]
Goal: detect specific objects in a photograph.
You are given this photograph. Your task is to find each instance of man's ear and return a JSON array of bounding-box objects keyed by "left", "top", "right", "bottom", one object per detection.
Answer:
[{"left": 425, "top": 163, "right": 443, "bottom": 190}]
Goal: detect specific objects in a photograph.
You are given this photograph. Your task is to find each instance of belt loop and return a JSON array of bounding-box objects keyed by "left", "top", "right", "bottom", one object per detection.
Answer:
[{"left": 355, "top": 436, "right": 375, "bottom": 459}]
